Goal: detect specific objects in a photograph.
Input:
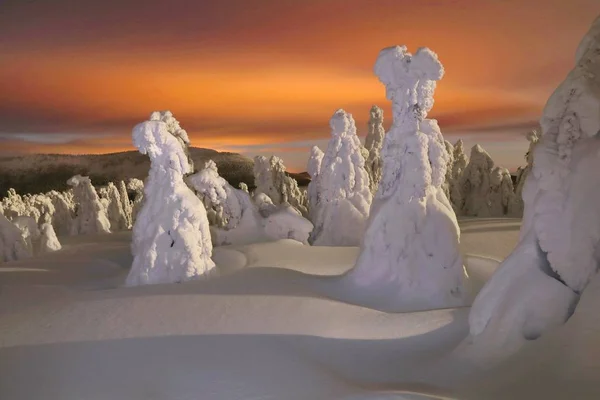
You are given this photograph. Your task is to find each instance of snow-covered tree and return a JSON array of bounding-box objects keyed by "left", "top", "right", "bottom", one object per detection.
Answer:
[
  {"left": 306, "top": 145, "right": 324, "bottom": 223},
  {"left": 309, "top": 109, "right": 372, "bottom": 246},
  {"left": 118, "top": 180, "right": 133, "bottom": 228},
  {"left": 0, "top": 205, "right": 31, "bottom": 262},
  {"left": 513, "top": 130, "right": 540, "bottom": 216},
  {"left": 47, "top": 190, "right": 74, "bottom": 236},
  {"left": 126, "top": 115, "right": 215, "bottom": 286},
  {"left": 103, "top": 182, "right": 130, "bottom": 231},
  {"left": 364, "top": 105, "right": 386, "bottom": 194},
  {"left": 12, "top": 215, "right": 40, "bottom": 254},
  {"left": 465, "top": 16, "right": 600, "bottom": 356},
  {"left": 442, "top": 140, "right": 455, "bottom": 200},
  {"left": 449, "top": 139, "right": 468, "bottom": 213},
  {"left": 253, "top": 155, "right": 308, "bottom": 217},
  {"left": 344, "top": 45, "right": 465, "bottom": 312},
  {"left": 67, "top": 175, "right": 111, "bottom": 235},
  {"left": 189, "top": 161, "right": 313, "bottom": 246},
  {"left": 39, "top": 213, "right": 61, "bottom": 253},
  {"left": 127, "top": 178, "right": 145, "bottom": 224},
  {"left": 238, "top": 182, "right": 249, "bottom": 193}
]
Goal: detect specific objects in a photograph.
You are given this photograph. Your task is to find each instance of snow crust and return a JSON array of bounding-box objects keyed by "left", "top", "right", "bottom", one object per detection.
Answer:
[
  {"left": 310, "top": 109, "right": 372, "bottom": 246},
  {"left": 126, "top": 117, "right": 216, "bottom": 286},
  {"left": 344, "top": 46, "right": 465, "bottom": 311}
]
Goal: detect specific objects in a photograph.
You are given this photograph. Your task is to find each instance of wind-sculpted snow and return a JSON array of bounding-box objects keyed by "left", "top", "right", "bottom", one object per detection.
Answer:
[
  {"left": 126, "top": 117, "right": 216, "bottom": 286},
  {"left": 189, "top": 161, "right": 313, "bottom": 245},
  {"left": 465, "top": 15, "right": 600, "bottom": 357},
  {"left": 67, "top": 175, "right": 111, "bottom": 235},
  {"left": 344, "top": 45, "right": 465, "bottom": 312},
  {"left": 364, "top": 105, "right": 386, "bottom": 194},
  {"left": 310, "top": 109, "right": 372, "bottom": 246}
]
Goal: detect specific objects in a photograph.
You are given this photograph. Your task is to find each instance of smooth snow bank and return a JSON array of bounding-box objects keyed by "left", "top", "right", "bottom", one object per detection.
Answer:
[
  {"left": 126, "top": 117, "right": 216, "bottom": 286},
  {"left": 344, "top": 46, "right": 465, "bottom": 312},
  {"left": 464, "top": 15, "right": 600, "bottom": 359}
]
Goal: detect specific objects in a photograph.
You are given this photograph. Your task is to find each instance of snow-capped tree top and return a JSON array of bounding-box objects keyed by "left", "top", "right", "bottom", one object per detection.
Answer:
[
  {"left": 307, "top": 146, "right": 324, "bottom": 178},
  {"left": 374, "top": 46, "right": 444, "bottom": 121},
  {"left": 67, "top": 175, "right": 92, "bottom": 187},
  {"left": 469, "top": 144, "right": 495, "bottom": 171},
  {"left": 330, "top": 109, "right": 351, "bottom": 136},
  {"left": 127, "top": 178, "right": 144, "bottom": 192},
  {"left": 133, "top": 120, "right": 190, "bottom": 175},
  {"left": 149, "top": 110, "right": 190, "bottom": 145},
  {"left": 187, "top": 160, "right": 228, "bottom": 206}
]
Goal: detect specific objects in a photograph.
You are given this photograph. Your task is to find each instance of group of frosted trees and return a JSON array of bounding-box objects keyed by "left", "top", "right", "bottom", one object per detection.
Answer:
[{"left": 0, "top": 172, "right": 145, "bottom": 262}]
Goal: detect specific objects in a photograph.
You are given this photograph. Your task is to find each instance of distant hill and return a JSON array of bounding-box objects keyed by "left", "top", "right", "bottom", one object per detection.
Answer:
[{"left": 0, "top": 148, "right": 257, "bottom": 196}]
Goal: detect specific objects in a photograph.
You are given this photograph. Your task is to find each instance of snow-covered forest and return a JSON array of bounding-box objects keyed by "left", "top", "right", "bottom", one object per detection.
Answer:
[{"left": 1, "top": 13, "right": 600, "bottom": 400}]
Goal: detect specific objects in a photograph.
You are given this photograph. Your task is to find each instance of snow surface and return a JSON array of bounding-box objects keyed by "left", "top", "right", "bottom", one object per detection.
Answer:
[{"left": 3, "top": 218, "right": 600, "bottom": 399}]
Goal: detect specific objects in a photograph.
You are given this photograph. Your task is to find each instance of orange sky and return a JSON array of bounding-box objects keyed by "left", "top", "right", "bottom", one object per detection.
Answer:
[{"left": 1, "top": 0, "right": 599, "bottom": 171}]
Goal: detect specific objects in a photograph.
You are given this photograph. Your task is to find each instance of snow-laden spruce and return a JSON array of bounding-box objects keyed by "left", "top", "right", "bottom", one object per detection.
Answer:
[
  {"left": 39, "top": 213, "right": 62, "bottom": 253},
  {"left": 118, "top": 180, "right": 133, "bottom": 229},
  {"left": 459, "top": 144, "right": 517, "bottom": 217},
  {"left": 189, "top": 160, "right": 313, "bottom": 245},
  {"left": 67, "top": 175, "right": 111, "bottom": 235},
  {"left": 126, "top": 116, "right": 216, "bottom": 286},
  {"left": 310, "top": 109, "right": 372, "bottom": 246},
  {"left": 464, "top": 16, "right": 600, "bottom": 358},
  {"left": 306, "top": 145, "right": 324, "bottom": 223},
  {"left": 364, "top": 105, "right": 386, "bottom": 194},
  {"left": 449, "top": 139, "right": 468, "bottom": 213},
  {"left": 343, "top": 45, "right": 465, "bottom": 311},
  {"left": 12, "top": 215, "right": 40, "bottom": 254},
  {"left": 441, "top": 140, "right": 455, "bottom": 201},
  {"left": 0, "top": 205, "right": 31, "bottom": 262},
  {"left": 253, "top": 155, "right": 308, "bottom": 217},
  {"left": 513, "top": 130, "right": 540, "bottom": 216},
  {"left": 47, "top": 190, "right": 74, "bottom": 236},
  {"left": 127, "top": 178, "right": 145, "bottom": 223},
  {"left": 104, "top": 182, "right": 130, "bottom": 231}
]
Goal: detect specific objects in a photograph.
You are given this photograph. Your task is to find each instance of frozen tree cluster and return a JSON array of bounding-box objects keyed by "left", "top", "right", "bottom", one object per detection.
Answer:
[
  {"left": 189, "top": 160, "right": 313, "bottom": 246},
  {"left": 126, "top": 113, "right": 216, "bottom": 286},
  {"left": 309, "top": 109, "right": 372, "bottom": 246},
  {"left": 363, "top": 105, "right": 386, "bottom": 194},
  {"left": 465, "top": 16, "right": 600, "bottom": 355},
  {"left": 344, "top": 45, "right": 465, "bottom": 311},
  {"left": 253, "top": 155, "right": 308, "bottom": 217}
]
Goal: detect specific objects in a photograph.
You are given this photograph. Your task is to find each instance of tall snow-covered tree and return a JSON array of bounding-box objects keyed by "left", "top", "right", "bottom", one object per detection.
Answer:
[
  {"left": 104, "top": 182, "right": 130, "bottom": 231},
  {"left": 513, "top": 130, "right": 540, "bottom": 216},
  {"left": 449, "top": 139, "right": 468, "bottom": 213},
  {"left": 306, "top": 145, "right": 324, "bottom": 223},
  {"left": 0, "top": 205, "right": 31, "bottom": 262},
  {"left": 364, "top": 105, "right": 386, "bottom": 194},
  {"left": 310, "top": 109, "right": 372, "bottom": 246},
  {"left": 47, "top": 190, "right": 74, "bottom": 236},
  {"left": 465, "top": 16, "right": 600, "bottom": 356},
  {"left": 118, "top": 180, "right": 133, "bottom": 228},
  {"left": 67, "top": 175, "right": 111, "bottom": 235},
  {"left": 344, "top": 45, "right": 465, "bottom": 311},
  {"left": 126, "top": 114, "right": 215, "bottom": 286}
]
